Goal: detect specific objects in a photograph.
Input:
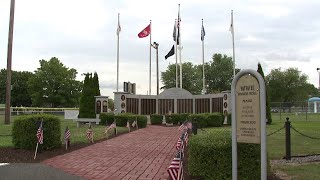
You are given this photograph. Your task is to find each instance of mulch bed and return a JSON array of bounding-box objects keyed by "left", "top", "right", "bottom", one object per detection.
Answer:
[{"left": 0, "top": 132, "right": 126, "bottom": 163}]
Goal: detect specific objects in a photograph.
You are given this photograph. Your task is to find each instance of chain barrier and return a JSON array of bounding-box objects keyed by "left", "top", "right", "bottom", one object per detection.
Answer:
[
  {"left": 267, "top": 125, "right": 285, "bottom": 136},
  {"left": 290, "top": 125, "right": 320, "bottom": 140}
]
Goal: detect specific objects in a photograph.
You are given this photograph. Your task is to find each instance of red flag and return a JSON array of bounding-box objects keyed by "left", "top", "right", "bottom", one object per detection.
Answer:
[{"left": 138, "top": 24, "right": 151, "bottom": 38}]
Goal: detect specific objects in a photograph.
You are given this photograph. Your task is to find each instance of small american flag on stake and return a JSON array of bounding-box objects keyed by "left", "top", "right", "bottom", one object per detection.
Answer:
[
  {"left": 36, "top": 120, "right": 43, "bottom": 144},
  {"left": 105, "top": 121, "right": 116, "bottom": 134},
  {"left": 167, "top": 150, "right": 184, "bottom": 180},
  {"left": 86, "top": 123, "right": 93, "bottom": 143},
  {"left": 64, "top": 126, "right": 71, "bottom": 149},
  {"left": 178, "top": 121, "right": 188, "bottom": 132}
]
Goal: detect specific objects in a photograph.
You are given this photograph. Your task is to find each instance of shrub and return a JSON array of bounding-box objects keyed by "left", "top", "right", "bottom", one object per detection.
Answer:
[
  {"left": 99, "top": 113, "right": 114, "bottom": 125},
  {"left": 206, "top": 113, "right": 223, "bottom": 127},
  {"left": 188, "top": 129, "right": 266, "bottom": 179},
  {"left": 135, "top": 115, "right": 148, "bottom": 128},
  {"left": 114, "top": 114, "right": 130, "bottom": 127},
  {"left": 227, "top": 113, "right": 232, "bottom": 125},
  {"left": 12, "top": 114, "right": 61, "bottom": 150},
  {"left": 166, "top": 113, "right": 190, "bottom": 124},
  {"left": 150, "top": 114, "right": 163, "bottom": 125},
  {"left": 188, "top": 114, "right": 207, "bottom": 128}
]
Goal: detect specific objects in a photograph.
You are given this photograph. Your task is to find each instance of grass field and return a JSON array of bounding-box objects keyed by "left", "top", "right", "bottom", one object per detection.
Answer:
[
  {"left": 267, "top": 113, "right": 320, "bottom": 159},
  {"left": 0, "top": 115, "right": 129, "bottom": 147}
]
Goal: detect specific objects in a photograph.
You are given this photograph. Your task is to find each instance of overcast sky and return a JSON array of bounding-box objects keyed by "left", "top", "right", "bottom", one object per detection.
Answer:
[{"left": 0, "top": 0, "right": 319, "bottom": 98}]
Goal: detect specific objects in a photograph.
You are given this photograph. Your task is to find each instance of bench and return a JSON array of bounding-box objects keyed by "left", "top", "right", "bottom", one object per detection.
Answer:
[{"left": 73, "top": 118, "right": 101, "bottom": 128}]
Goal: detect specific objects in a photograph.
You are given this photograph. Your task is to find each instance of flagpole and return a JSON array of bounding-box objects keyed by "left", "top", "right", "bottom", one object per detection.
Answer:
[
  {"left": 116, "top": 13, "right": 120, "bottom": 92},
  {"left": 178, "top": 4, "right": 182, "bottom": 89},
  {"left": 175, "top": 19, "right": 178, "bottom": 88},
  {"left": 231, "top": 10, "right": 235, "bottom": 77},
  {"left": 202, "top": 19, "right": 205, "bottom": 94},
  {"left": 149, "top": 20, "right": 152, "bottom": 95}
]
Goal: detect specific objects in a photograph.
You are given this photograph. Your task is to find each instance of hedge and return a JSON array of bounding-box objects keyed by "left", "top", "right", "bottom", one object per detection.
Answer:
[
  {"left": 99, "top": 113, "right": 115, "bottom": 125},
  {"left": 136, "top": 115, "right": 148, "bottom": 128},
  {"left": 188, "top": 114, "right": 207, "bottom": 128},
  {"left": 188, "top": 129, "right": 268, "bottom": 179},
  {"left": 227, "top": 113, "right": 232, "bottom": 125},
  {"left": 150, "top": 114, "right": 163, "bottom": 125},
  {"left": 12, "top": 114, "right": 61, "bottom": 150},
  {"left": 113, "top": 114, "right": 148, "bottom": 128},
  {"left": 206, "top": 113, "right": 223, "bottom": 127},
  {"left": 166, "top": 113, "right": 189, "bottom": 124}
]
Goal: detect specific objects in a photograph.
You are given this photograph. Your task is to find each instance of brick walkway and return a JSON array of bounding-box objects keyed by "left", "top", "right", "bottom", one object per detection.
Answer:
[{"left": 43, "top": 125, "right": 180, "bottom": 180}]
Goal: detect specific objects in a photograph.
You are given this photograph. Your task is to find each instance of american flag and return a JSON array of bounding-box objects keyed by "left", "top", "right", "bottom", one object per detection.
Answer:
[
  {"left": 36, "top": 120, "right": 43, "bottom": 144},
  {"left": 178, "top": 121, "right": 188, "bottom": 132},
  {"left": 105, "top": 121, "right": 116, "bottom": 134},
  {"left": 64, "top": 126, "right": 71, "bottom": 142},
  {"left": 187, "top": 122, "right": 192, "bottom": 130},
  {"left": 132, "top": 120, "right": 137, "bottom": 127},
  {"left": 184, "top": 132, "right": 189, "bottom": 146},
  {"left": 86, "top": 124, "right": 93, "bottom": 142},
  {"left": 167, "top": 150, "right": 184, "bottom": 180},
  {"left": 176, "top": 133, "right": 186, "bottom": 150}
]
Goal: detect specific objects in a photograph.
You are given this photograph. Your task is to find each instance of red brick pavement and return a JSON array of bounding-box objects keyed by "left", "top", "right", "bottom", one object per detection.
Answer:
[{"left": 43, "top": 125, "right": 180, "bottom": 180}]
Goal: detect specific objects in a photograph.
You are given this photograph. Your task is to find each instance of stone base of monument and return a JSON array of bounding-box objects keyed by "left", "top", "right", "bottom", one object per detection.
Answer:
[
  {"left": 73, "top": 118, "right": 100, "bottom": 128},
  {"left": 166, "top": 123, "right": 173, "bottom": 126}
]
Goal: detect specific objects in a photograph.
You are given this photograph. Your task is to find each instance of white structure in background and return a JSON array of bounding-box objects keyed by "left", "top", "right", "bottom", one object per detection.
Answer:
[{"left": 308, "top": 97, "right": 320, "bottom": 113}]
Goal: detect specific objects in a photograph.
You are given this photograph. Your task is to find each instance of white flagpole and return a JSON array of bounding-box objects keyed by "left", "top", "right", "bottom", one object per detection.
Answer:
[
  {"left": 178, "top": 4, "right": 182, "bottom": 89},
  {"left": 231, "top": 10, "right": 235, "bottom": 77},
  {"left": 149, "top": 20, "right": 152, "bottom": 95},
  {"left": 175, "top": 19, "right": 178, "bottom": 88},
  {"left": 202, "top": 19, "right": 205, "bottom": 94},
  {"left": 116, "top": 13, "right": 120, "bottom": 92}
]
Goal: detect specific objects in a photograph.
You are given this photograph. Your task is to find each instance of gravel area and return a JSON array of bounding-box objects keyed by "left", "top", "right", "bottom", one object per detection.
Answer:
[{"left": 271, "top": 155, "right": 320, "bottom": 166}]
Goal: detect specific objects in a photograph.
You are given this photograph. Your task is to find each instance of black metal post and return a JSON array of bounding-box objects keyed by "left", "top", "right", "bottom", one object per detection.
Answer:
[
  {"left": 285, "top": 117, "right": 291, "bottom": 160},
  {"left": 192, "top": 122, "right": 198, "bottom": 135}
]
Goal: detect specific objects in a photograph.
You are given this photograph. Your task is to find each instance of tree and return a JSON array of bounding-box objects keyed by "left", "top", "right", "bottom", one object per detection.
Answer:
[
  {"left": 161, "top": 53, "right": 240, "bottom": 94},
  {"left": 266, "top": 68, "right": 317, "bottom": 111},
  {"left": 257, "top": 63, "right": 272, "bottom": 124},
  {"left": 28, "top": 57, "right": 82, "bottom": 107},
  {"left": 108, "top": 98, "right": 114, "bottom": 111},
  {"left": 78, "top": 72, "right": 101, "bottom": 118},
  {"left": 0, "top": 69, "right": 34, "bottom": 107},
  {"left": 205, "top": 53, "right": 240, "bottom": 93},
  {"left": 161, "top": 62, "right": 202, "bottom": 94},
  {"left": 93, "top": 72, "right": 101, "bottom": 96}
]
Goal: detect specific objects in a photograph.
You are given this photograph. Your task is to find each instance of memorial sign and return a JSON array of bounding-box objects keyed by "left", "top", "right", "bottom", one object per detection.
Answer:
[{"left": 235, "top": 74, "right": 260, "bottom": 144}]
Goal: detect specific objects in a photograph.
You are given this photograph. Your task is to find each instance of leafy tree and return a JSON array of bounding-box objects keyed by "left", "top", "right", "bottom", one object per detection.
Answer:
[
  {"left": 257, "top": 63, "right": 272, "bottom": 124},
  {"left": 266, "top": 68, "right": 317, "bottom": 111},
  {"left": 161, "top": 62, "right": 201, "bottom": 94},
  {"left": 161, "top": 53, "right": 240, "bottom": 94},
  {"left": 205, "top": 53, "right": 240, "bottom": 93},
  {"left": 108, "top": 98, "right": 114, "bottom": 111},
  {"left": 0, "top": 69, "right": 34, "bottom": 107},
  {"left": 28, "top": 57, "right": 82, "bottom": 107}
]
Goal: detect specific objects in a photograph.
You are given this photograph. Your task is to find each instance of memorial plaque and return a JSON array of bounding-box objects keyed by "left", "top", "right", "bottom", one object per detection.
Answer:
[{"left": 236, "top": 74, "right": 261, "bottom": 144}]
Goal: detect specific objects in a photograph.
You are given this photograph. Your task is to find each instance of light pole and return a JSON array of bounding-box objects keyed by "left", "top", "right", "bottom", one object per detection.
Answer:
[
  {"left": 317, "top": 68, "right": 320, "bottom": 90},
  {"left": 151, "top": 42, "right": 159, "bottom": 95}
]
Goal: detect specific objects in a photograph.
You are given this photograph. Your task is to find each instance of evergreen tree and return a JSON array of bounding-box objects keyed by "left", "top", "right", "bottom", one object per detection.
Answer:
[
  {"left": 257, "top": 63, "right": 272, "bottom": 124},
  {"left": 93, "top": 72, "right": 101, "bottom": 96},
  {"left": 78, "top": 72, "right": 101, "bottom": 118}
]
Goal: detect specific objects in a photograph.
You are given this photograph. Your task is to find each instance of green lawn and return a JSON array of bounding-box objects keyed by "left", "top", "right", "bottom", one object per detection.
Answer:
[
  {"left": 0, "top": 115, "right": 129, "bottom": 147},
  {"left": 272, "top": 163, "right": 320, "bottom": 180},
  {"left": 267, "top": 113, "right": 320, "bottom": 159}
]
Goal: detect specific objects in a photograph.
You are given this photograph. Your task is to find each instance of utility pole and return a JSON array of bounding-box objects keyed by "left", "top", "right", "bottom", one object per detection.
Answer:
[
  {"left": 5, "top": 0, "right": 15, "bottom": 124},
  {"left": 152, "top": 42, "right": 159, "bottom": 95}
]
